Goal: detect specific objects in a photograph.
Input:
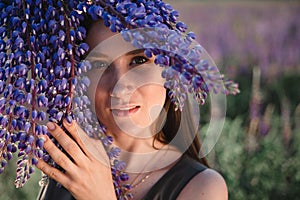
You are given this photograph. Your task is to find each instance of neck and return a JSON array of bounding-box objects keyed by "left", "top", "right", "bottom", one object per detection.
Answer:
[
  {"left": 106, "top": 129, "right": 182, "bottom": 173},
  {"left": 115, "top": 142, "right": 182, "bottom": 174},
  {"left": 107, "top": 127, "right": 163, "bottom": 153}
]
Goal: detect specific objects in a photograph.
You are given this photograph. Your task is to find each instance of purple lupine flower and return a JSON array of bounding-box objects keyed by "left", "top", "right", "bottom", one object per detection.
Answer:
[{"left": 0, "top": 1, "right": 239, "bottom": 199}]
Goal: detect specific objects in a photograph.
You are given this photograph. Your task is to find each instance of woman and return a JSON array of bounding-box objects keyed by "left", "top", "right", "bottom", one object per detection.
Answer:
[{"left": 36, "top": 17, "right": 228, "bottom": 199}]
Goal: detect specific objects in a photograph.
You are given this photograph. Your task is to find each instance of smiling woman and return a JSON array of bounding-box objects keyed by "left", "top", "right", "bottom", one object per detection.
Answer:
[
  {"left": 37, "top": 18, "right": 227, "bottom": 200},
  {"left": 0, "top": 1, "right": 239, "bottom": 200}
]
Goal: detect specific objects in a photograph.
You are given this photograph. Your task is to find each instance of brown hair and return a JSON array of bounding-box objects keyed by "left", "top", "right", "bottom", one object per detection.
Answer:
[
  {"left": 82, "top": 17, "right": 209, "bottom": 167},
  {"left": 154, "top": 93, "right": 209, "bottom": 167}
]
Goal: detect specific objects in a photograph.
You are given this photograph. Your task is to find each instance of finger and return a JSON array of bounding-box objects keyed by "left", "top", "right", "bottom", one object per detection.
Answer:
[
  {"left": 46, "top": 122, "right": 86, "bottom": 165},
  {"left": 41, "top": 135, "right": 76, "bottom": 171},
  {"left": 61, "top": 120, "right": 92, "bottom": 157},
  {"left": 36, "top": 159, "right": 70, "bottom": 187},
  {"left": 63, "top": 120, "right": 110, "bottom": 166}
]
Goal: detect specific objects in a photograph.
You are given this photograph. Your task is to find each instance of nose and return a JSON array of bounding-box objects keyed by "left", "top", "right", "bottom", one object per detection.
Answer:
[
  {"left": 109, "top": 61, "right": 134, "bottom": 98},
  {"left": 110, "top": 82, "right": 134, "bottom": 98}
]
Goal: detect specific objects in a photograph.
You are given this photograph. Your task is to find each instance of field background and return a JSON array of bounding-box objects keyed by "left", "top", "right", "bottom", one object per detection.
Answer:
[{"left": 1, "top": 1, "right": 299, "bottom": 199}]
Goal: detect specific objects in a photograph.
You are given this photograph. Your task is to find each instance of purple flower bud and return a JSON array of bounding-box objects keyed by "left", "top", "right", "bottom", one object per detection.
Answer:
[
  {"left": 21, "top": 21, "right": 27, "bottom": 34},
  {"left": 70, "top": 29, "right": 75, "bottom": 42},
  {"left": 12, "top": 16, "right": 21, "bottom": 27},
  {"left": 0, "top": 97, "right": 6, "bottom": 109},
  {"left": 14, "top": 77, "right": 26, "bottom": 88},
  {"left": 0, "top": 27, "right": 6, "bottom": 38},
  {"left": 57, "top": 47, "right": 66, "bottom": 61},
  {"left": 11, "top": 134, "right": 18, "bottom": 144},
  {"left": 114, "top": 160, "right": 126, "bottom": 171},
  {"left": 23, "top": 145, "right": 31, "bottom": 154},
  {"left": 75, "top": 111, "right": 84, "bottom": 123},
  {"left": 38, "top": 111, "right": 46, "bottom": 121},
  {"left": 11, "top": 144, "right": 17, "bottom": 153},
  {"left": 35, "top": 63, "right": 42, "bottom": 75},
  {"left": 88, "top": 5, "right": 103, "bottom": 20},
  {"left": 120, "top": 173, "right": 129, "bottom": 181},
  {"left": 18, "top": 143, "right": 26, "bottom": 151},
  {"left": 77, "top": 60, "right": 92, "bottom": 74},
  {"left": 11, "top": 119, "right": 17, "bottom": 129},
  {"left": 37, "top": 95, "right": 48, "bottom": 107},
  {"left": 155, "top": 54, "right": 169, "bottom": 66},
  {"left": 49, "top": 35, "right": 58, "bottom": 48},
  {"left": 42, "top": 154, "right": 50, "bottom": 162},
  {"left": 64, "top": 96, "right": 71, "bottom": 106},
  {"left": 35, "top": 149, "right": 43, "bottom": 158},
  {"left": 0, "top": 116, "right": 8, "bottom": 127},
  {"left": 6, "top": 143, "right": 13, "bottom": 152},
  {"left": 66, "top": 115, "right": 73, "bottom": 124},
  {"left": 29, "top": 166, "right": 35, "bottom": 174},
  {"left": 2, "top": 152, "right": 7, "bottom": 159},
  {"left": 187, "top": 31, "right": 196, "bottom": 41},
  {"left": 76, "top": 26, "right": 86, "bottom": 41},
  {"left": 36, "top": 138, "right": 45, "bottom": 149},
  {"left": 77, "top": 43, "right": 89, "bottom": 56},
  {"left": 26, "top": 135, "right": 34, "bottom": 144},
  {"left": 114, "top": 187, "right": 121, "bottom": 196},
  {"left": 48, "top": 20, "right": 58, "bottom": 33},
  {"left": 35, "top": 125, "right": 43, "bottom": 135},
  {"left": 14, "top": 37, "right": 24, "bottom": 49},
  {"left": 32, "top": 110, "right": 38, "bottom": 120},
  {"left": 41, "top": 125, "right": 48, "bottom": 135},
  {"left": 54, "top": 94, "right": 63, "bottom": 105},
  {"left": 37, "top": 79, "right": 48, "bottom": 93},
  {"left": 56, "top": 111, "right": 64, "bottom": 121},
  {"left": 18, "top": 132, "right": 27, "bottom": 142},
  {"left": 81, "top": 76, "right": 90, "bottom": 87},
  {"left": 1, "top": 160, "right": 7, "bottom": 168},
  {"left": 28, "top": 79, "right": 35, "bottom": 91},
  {"left": 54, "top": 65, "right": 65, "bottom": 77},
  {"left": 0, "top": 40, "right": 6, "bottom": 51},
  {"left": 24, "top": 122, "right": 31, "bottom": 133}
]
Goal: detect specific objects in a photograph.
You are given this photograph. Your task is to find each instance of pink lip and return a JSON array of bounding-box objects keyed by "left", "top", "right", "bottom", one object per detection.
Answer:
[{"left": 111, "top": 105, "right": 140, "bottom": 117}]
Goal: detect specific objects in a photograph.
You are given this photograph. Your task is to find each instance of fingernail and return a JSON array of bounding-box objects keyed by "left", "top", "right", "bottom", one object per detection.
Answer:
[
  {"left": 64, "top": 118, "right": 72, "bottom": 126},
  {"left": 47, "top": 122, "right": 56, "bottom": 130}
]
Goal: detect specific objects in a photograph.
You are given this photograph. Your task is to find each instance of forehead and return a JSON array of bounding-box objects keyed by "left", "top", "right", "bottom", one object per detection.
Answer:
[
  {"left": 85, "top": 20, "right": 117, "bottom": 51},
  {"left": 84, "top": 21, "right": 140, "bottom": 62}
]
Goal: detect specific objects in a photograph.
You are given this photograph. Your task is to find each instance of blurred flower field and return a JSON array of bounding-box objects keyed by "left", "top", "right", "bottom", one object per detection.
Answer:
[
  {"left": 1, "top": 1, "right": 300, "bottom": 199},
  {"left": 171, "top": 1, "right": 300, "bottom": 199}
]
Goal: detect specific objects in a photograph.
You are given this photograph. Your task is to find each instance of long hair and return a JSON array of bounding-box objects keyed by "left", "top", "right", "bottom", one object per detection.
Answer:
[
  {"left": 154, "top": 93, "right": 209, "bottom": 167},
  {"left": 81, "top": 18, "right": 209, "bottom": 167}
]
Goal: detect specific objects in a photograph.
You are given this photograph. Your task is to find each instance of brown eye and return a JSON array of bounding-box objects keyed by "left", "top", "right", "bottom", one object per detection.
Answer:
[{"left": 130, "top": 56, "right": 149, "bottom": 66}]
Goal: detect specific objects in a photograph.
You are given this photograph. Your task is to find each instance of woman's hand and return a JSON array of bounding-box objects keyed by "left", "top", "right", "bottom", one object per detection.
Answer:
[{"left": 36, "top": 120, "right": 117, "bottom": 200}]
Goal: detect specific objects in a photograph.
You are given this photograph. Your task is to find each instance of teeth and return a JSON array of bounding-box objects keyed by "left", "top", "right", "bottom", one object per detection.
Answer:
[{"left": 114, "top": 106, "right": 137, "bottom": 111}]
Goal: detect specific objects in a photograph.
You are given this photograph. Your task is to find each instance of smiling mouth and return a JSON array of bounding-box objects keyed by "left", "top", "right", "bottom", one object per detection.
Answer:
[{"left": 111, "top": 105, "right": 141, "bottom": 117}]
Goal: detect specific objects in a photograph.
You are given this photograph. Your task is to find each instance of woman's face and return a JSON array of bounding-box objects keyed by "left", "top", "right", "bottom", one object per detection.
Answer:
[{"left": 85, "top": 21, "right": 166, "bottom": 139}]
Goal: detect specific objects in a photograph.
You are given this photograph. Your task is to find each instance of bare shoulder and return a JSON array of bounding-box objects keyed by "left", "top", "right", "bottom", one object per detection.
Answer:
[{"left": 177, "top": 168, "right": 228, "bottom": 200}]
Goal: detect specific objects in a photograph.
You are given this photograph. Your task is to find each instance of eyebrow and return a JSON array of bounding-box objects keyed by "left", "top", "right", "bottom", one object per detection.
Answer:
[
  {"left": 87, "top": 52, "right": 109, "bottom": 59},
  {"left": 87, "top": 49, "right": 145, "bottom": 61},
  {"left": 125, "top": 49, "right": 145, "bottom": 55}
]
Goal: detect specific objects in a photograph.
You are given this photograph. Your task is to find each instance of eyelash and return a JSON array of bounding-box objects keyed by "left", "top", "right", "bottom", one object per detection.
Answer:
[
  {"left": 90, "top": 55, "right": 149, "bottom": 69},
  {"left": 130, "top": 56, "right": 149, "bottom": 66},
  {"left": 91, "top": 60, "right": 109, "bottom": 69}
]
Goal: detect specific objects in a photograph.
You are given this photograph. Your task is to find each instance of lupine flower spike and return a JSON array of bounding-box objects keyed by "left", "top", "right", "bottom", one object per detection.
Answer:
[{"left": 0, "top": 0, "right": 239, "bottom": 199}]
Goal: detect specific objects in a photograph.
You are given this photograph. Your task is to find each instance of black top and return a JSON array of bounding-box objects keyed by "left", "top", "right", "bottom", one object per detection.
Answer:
[{"left": 38, "top": 155, "right": 207, "bottom": 200}]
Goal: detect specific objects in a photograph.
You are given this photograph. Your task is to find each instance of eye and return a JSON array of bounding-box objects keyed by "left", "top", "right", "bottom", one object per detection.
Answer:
[
  {"left": 90, "top": 60, "right": 109, "bottom": 69},
  {"left": 130, "top": 56, "right": 149, "bottom": 66}
]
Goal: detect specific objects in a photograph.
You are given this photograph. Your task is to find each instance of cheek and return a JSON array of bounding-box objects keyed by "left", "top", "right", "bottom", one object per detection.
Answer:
[
  {"left": 86, "top": 70, "right": 105, "bottom": 105},
  {"left": 93, "top": 76, "right": 112, "bottom": 117},
  {"left": 144, "top": 85, "right": 166, "bottom": 106},
  {"left": 137, "top": 85, "right": 166, "bottom": 123}
]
